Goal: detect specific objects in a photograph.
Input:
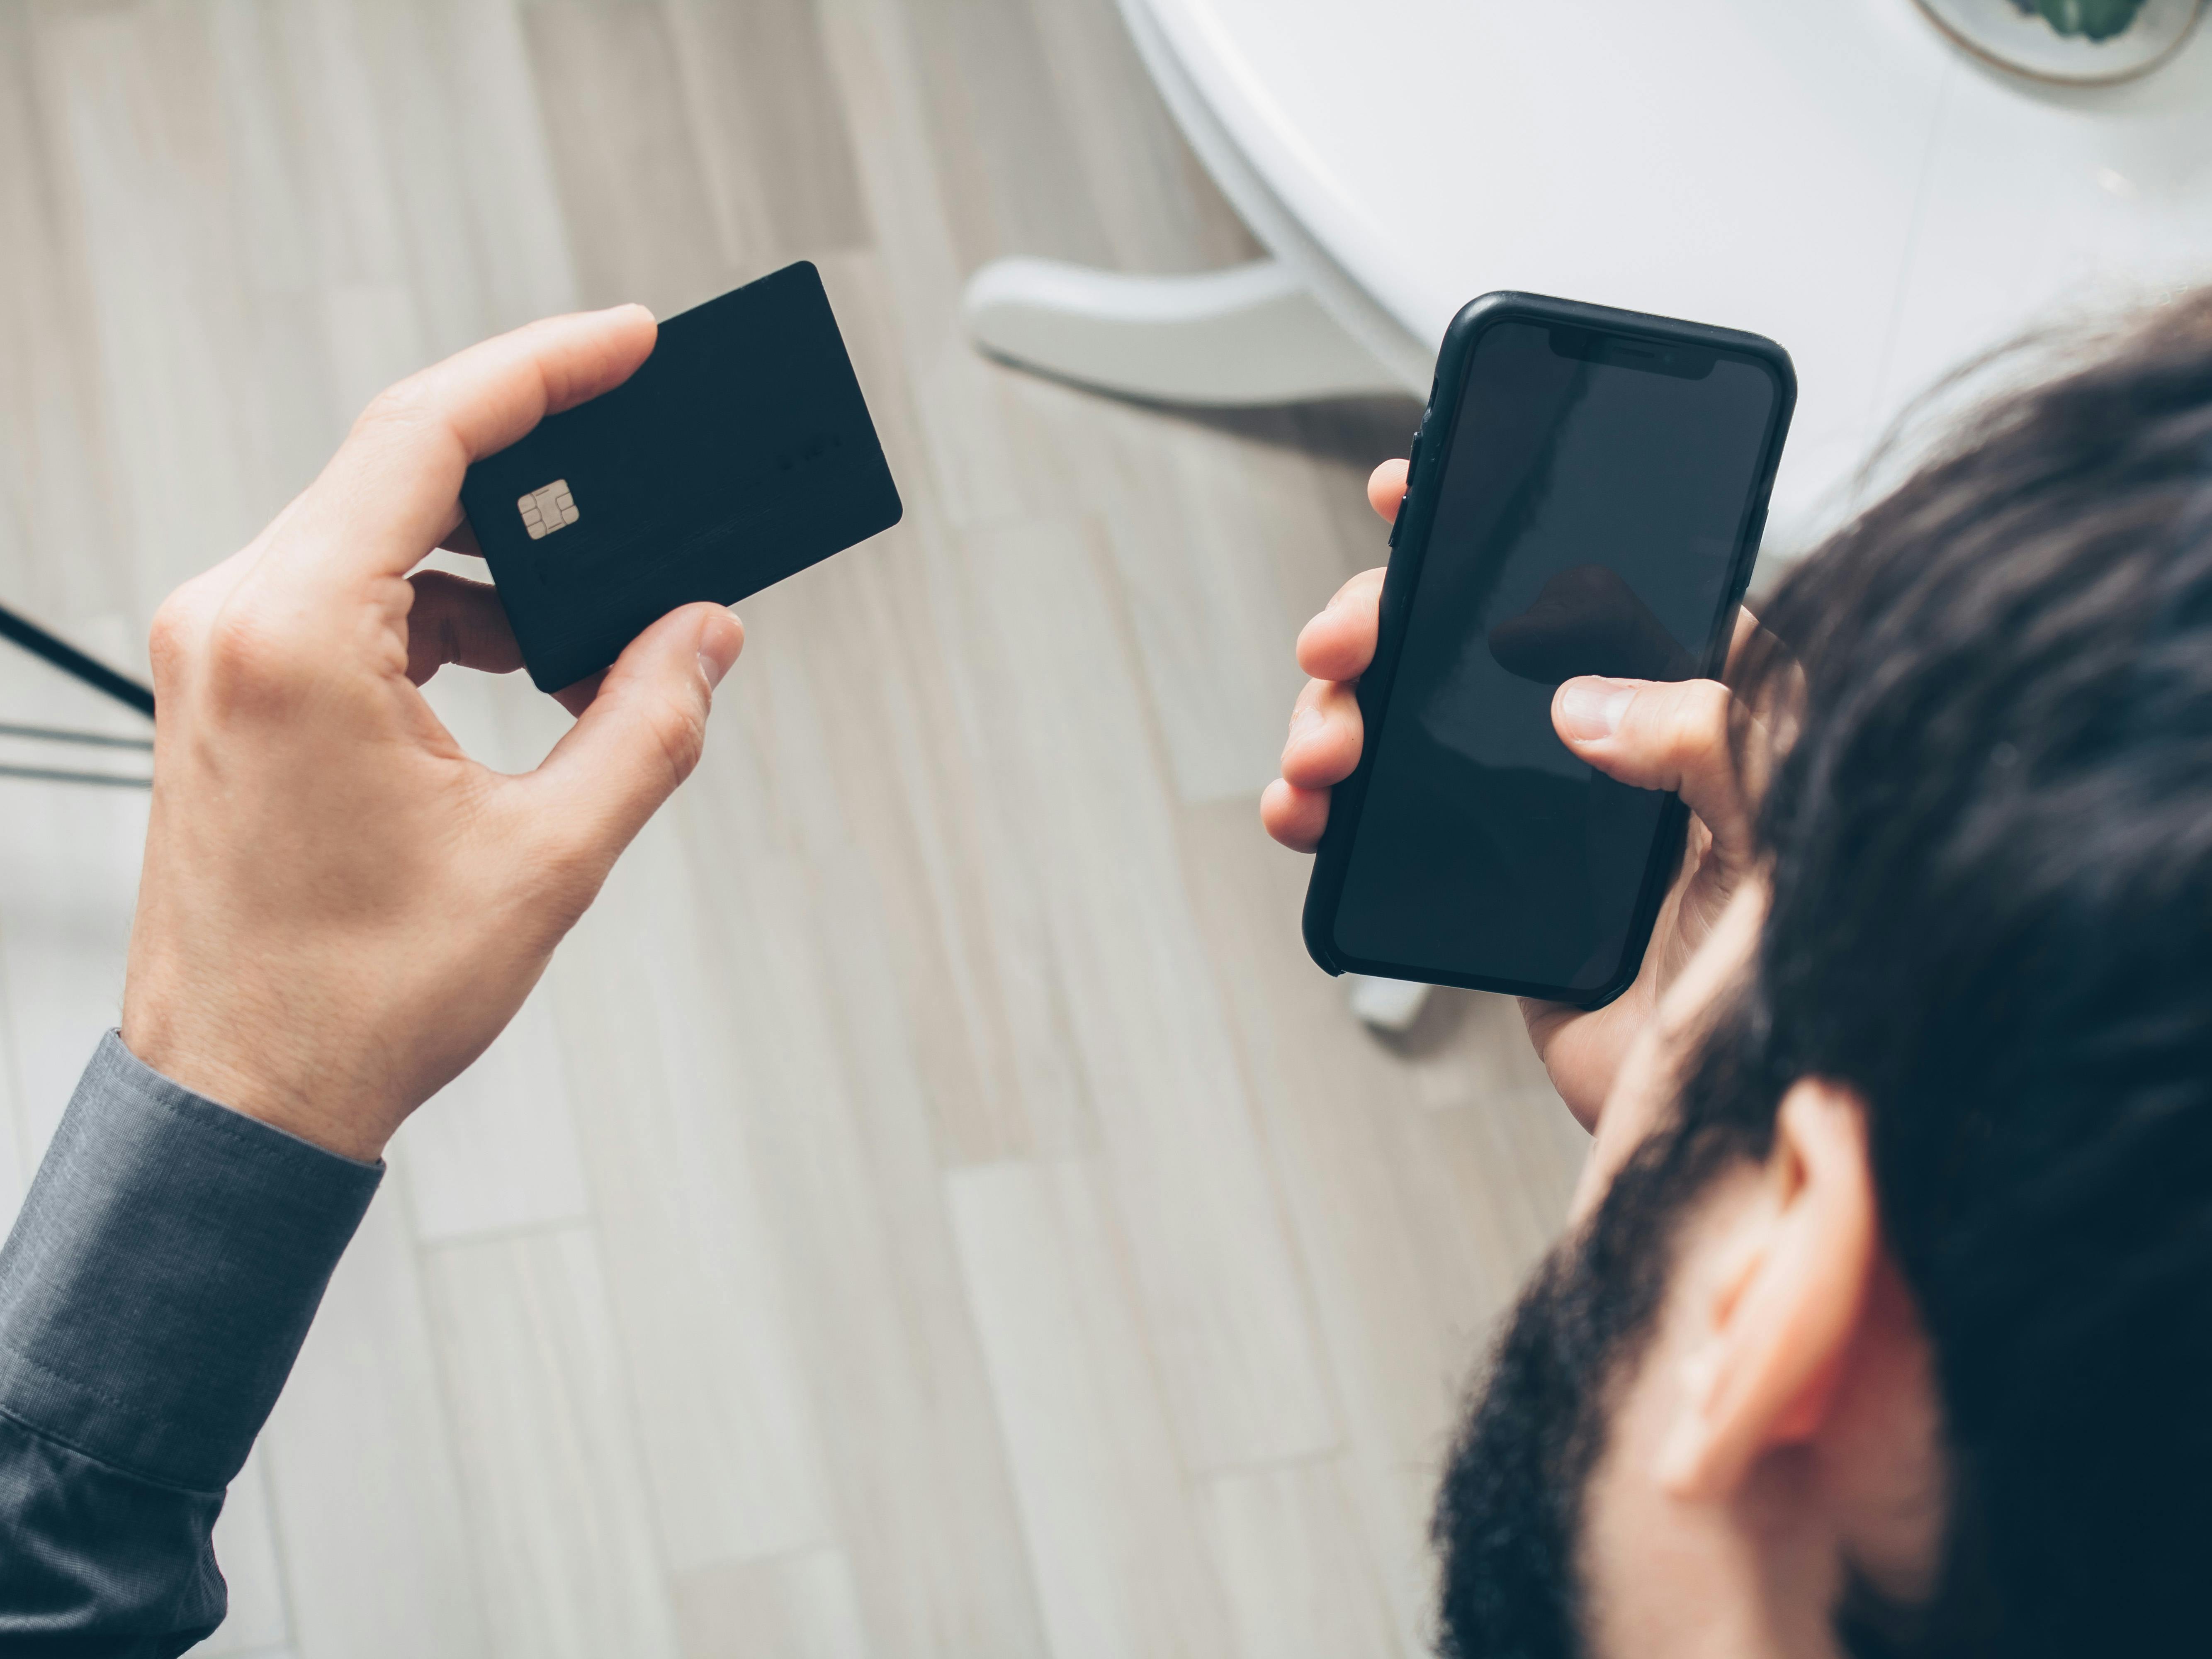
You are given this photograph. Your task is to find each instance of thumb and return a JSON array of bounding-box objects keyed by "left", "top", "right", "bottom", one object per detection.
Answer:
[
  {"left": 523, "top": 603, "right": 744, "bottom": 871},
  {"left": 1552, "top": 675, "right": 1753, "bottom": 863}
]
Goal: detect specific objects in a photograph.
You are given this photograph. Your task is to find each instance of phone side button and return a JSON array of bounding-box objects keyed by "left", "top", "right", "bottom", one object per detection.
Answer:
[
  {"left": 1734, "top": 506, "right": 1769, "bottom": 603},
  {"left": 1391, "top": 427, "right": 1422, "bottom": 551}
]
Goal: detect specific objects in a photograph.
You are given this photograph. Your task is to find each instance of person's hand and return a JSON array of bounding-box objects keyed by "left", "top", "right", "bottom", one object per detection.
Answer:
[
  {"left": 120, "top": 306, "right": 745, "bottom": 1162},
  {"left": 1260, "top": 457, "right": 1763, "bottom": 1131}
]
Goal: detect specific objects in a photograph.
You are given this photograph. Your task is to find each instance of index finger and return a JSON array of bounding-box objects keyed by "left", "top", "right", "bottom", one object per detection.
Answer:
[
  {"left": 284, "top": 305, "right": 658, "bottom": 584},
  {"left": 1367, "top": 458, "right": 1409, "bottom": 521},
  {"left": 1297, "top": 567, "right": 1385, "bottom": 681}
]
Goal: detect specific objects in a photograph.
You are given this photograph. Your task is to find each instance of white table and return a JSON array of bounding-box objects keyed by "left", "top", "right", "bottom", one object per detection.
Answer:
[{"left": 967, "top": 0, "right": 2212, "bottom": 551}]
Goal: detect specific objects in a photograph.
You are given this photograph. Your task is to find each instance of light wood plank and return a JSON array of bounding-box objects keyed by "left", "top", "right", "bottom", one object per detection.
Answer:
[
  {"left": 958, "top": 511, "right": 1337, "bottom": 1470},
  {"left": 815, "top": 0, "right": 967, "bottom": 329},
  {"left": 948, "top": 1158, "right": 1235, "bottom": 1659},
  {"left": 425, "top": 1224, "right": 683, "bottom": 1659},
  {"left": 1174, "top": 797, "right": 1582, "bottom": 1648},
  {"left": 42, "top": 3, "right": 338, "bottom": 613},
  {"left": 756, "top": 251, "right": 1099, "bottom": 1169},
  {"left": 318, "top": 282, "right": 433, "bottom": 431},
  {"left": 390, "top": 983, "right": 594, "bottom": 1244},
  {"left": 348, "top": 0, "right": 583, "bottom": 350},
  {"left": 1428, "top": 1092, "right": 1591, "bottom": 1331},
  {"left": 663, "top": 608, "right": 1057, "bottom": 1658},
  {"left": 1176, "top": 798, "right": 1576, "bottom": 1461},
  {"left": 0, "top": 1, "right": 127, "bottom": 625},
  {"left": 907, "top": 0, "right": 1115, "bottom": 274},
  {"left": 662, "top": 0, "right": 870, "bottom": 268},
  {"left": 673, "top": 1547, "right": 873, "bottom": 1659},
  {"left": 261, "top": 1169, "right": 492, "bottom": 1659},
  {"left": 1003, "top": 382, "right": 1377, "bottom": 801},
  {"left": 1196, "top": 1460, "right": 1406, "bottom": 1659},
  {"left": 1019, "top": 0, "right": 1260, "bottom": 274},
  {"left": 519, "top": 0, "right": 737, "bottom": 318},
  {"left": 197, "top": 1446, "right": 291, "bottom": 1657},
  {"left": 548, "top": 809, "right": 839, "bottom": 1572},
  {"left": 814, "top": 0, "right": 1057, "bottom": 533}
]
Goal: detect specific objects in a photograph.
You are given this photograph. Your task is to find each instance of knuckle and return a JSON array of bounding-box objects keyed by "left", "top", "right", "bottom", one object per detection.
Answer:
[
  {"left": 354, "top": 375, "right": 434, "bottom": 436},
  {"left": 648, "top": 692, "right": 709, "bottom": 790},
  {"left": 350, "top": 377, "right": 466, "bottom": 483},
  {"left": 146, "top": 590, "right": 200, "bottom": 684},
  {"left": 200, "top": 601, "right": 313, "bottom": 706},
  {"left": 1655, "top": 680, "right": 1732, "bottom": 758},
  {"left": 350, "top": 377, "right": 462, "bottom": 465}
]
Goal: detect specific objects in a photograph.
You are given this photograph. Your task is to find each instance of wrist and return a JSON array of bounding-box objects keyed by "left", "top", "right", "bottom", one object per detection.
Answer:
[{"left": 118, "top": 1005, "right": 395, "bottom": 1164}]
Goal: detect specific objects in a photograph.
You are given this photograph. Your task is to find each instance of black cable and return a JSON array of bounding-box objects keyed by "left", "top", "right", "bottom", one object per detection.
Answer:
[
  {"left": 0, "top": 721, "right": 153, "bottom": 751},
  {"left": 0, "top": 764, "right": 149, "bottom": 789},
  {"left": 0, "top": 603, "right": 155, "bottom": 717}
]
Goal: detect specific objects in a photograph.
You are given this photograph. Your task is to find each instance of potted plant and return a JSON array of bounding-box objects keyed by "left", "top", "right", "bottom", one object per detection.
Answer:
[{"left": 1916, "top": 0, "right": 2203, "bottom": 80}]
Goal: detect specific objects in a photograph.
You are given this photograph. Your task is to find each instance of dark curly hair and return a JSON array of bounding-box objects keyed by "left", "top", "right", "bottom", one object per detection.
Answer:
[
  {"left": 1717, "top": 290, "right": 2212, "bottom": 1653},
  {"left": 1436, "top": 291, "right": 2212, "bottom": 1658}
]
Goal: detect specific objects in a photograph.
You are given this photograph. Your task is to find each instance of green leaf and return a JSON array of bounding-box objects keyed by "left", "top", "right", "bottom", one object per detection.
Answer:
[{"left": 2017, "top": 0, "right": 2153, "bottom": 41}]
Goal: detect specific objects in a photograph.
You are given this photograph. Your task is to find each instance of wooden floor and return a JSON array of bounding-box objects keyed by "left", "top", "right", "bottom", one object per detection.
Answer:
[{"left": 0, "top": 3, "right": 1585, "bottom": 1655}]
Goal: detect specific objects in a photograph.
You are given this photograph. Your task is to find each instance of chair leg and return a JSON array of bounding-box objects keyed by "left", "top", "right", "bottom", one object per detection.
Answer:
[
  {"left": 1346, "top": 974, "right": 1432, "bottom": 1033},
  {"left": 962, "top": 256, "right": 1410, "bottom": 406}
]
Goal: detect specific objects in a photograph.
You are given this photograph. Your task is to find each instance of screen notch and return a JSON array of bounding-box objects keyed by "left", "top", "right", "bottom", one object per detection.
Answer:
[{"left": 1548, "top": 325, "right": 1716, "bottom": 380}]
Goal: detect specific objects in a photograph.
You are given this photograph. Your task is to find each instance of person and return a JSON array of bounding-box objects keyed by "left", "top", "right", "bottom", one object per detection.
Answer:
[
  {"left": 0, "top": 305, "right": 744, "bottom": 1650},
  {"left": 1264, "top": 293, "right": 2212, "bottom": 1655},
  {"left": 0, "top": 282, "right": 2202, "bottom": 1657}
]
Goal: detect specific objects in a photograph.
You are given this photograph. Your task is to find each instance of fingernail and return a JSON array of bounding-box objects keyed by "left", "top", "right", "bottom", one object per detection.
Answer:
[
  {"left": 1557, "top": 678, "right": 1636, "bottom": 741},
  {"left": 1287, "top": 705, "right": 1325, "bottom": 747},
  {"left": 698, "top": 613, "right": 742, "bottom": 691}
]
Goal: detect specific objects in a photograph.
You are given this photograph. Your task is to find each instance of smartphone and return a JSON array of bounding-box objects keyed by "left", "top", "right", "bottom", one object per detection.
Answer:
[{"left": 1301, "top": 292, "right": 1795, "bottom": 1006}]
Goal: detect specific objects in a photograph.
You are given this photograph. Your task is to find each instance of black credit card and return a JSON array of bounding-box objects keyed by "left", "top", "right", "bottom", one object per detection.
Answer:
[{"left": 461, "top": 261, "right": 903, "bottom": 691}]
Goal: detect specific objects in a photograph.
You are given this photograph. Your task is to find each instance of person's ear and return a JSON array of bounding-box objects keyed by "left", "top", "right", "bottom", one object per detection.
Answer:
[{"left": 1654, "top": 1078, "right": 1876, "bottom": 1500}]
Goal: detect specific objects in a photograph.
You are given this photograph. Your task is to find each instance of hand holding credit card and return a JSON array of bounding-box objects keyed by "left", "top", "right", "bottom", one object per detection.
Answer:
[{"left": 462, "top": 260, "right": 903, "bottom": 691}]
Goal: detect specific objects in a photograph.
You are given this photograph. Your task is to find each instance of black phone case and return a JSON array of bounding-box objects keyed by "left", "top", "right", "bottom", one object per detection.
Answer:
[{"left": 1300, "top": 291, "right": 1796, "bottom": 1008}]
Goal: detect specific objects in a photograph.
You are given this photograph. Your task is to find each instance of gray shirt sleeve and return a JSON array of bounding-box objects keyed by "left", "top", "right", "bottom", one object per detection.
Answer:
[{"left": 0, "top": 1032, "right": 382, "bottom": 1656}]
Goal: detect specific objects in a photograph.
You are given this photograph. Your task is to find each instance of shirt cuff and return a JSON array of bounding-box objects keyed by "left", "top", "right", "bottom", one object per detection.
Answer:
[{"left": 0, "top": 1031, "right": 382, "bottom": 1492}]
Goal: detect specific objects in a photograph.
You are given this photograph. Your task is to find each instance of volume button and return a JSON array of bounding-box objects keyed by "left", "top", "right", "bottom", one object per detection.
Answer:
[
  {"left": 1731, "top": 507, "right": 1768, "bottom": 605},
  {"left": 1391, "top": 424, "right": 1423, "bottom": 551}
]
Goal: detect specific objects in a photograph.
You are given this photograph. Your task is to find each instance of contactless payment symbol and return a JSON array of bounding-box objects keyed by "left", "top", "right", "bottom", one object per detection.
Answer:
[{"left": 518, "top": 479, "right": 580, "bottom": 540}]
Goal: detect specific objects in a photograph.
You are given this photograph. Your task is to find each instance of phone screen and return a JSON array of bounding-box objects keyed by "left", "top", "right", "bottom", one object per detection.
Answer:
[{"left": 1332, "top": 319, "right": 1781, "bottom": 994}]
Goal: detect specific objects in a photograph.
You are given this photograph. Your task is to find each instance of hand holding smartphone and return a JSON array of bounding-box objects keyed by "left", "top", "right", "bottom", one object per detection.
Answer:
[{"left": 1271, "top": 293, "right": 1792, "bottom": 1091}]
